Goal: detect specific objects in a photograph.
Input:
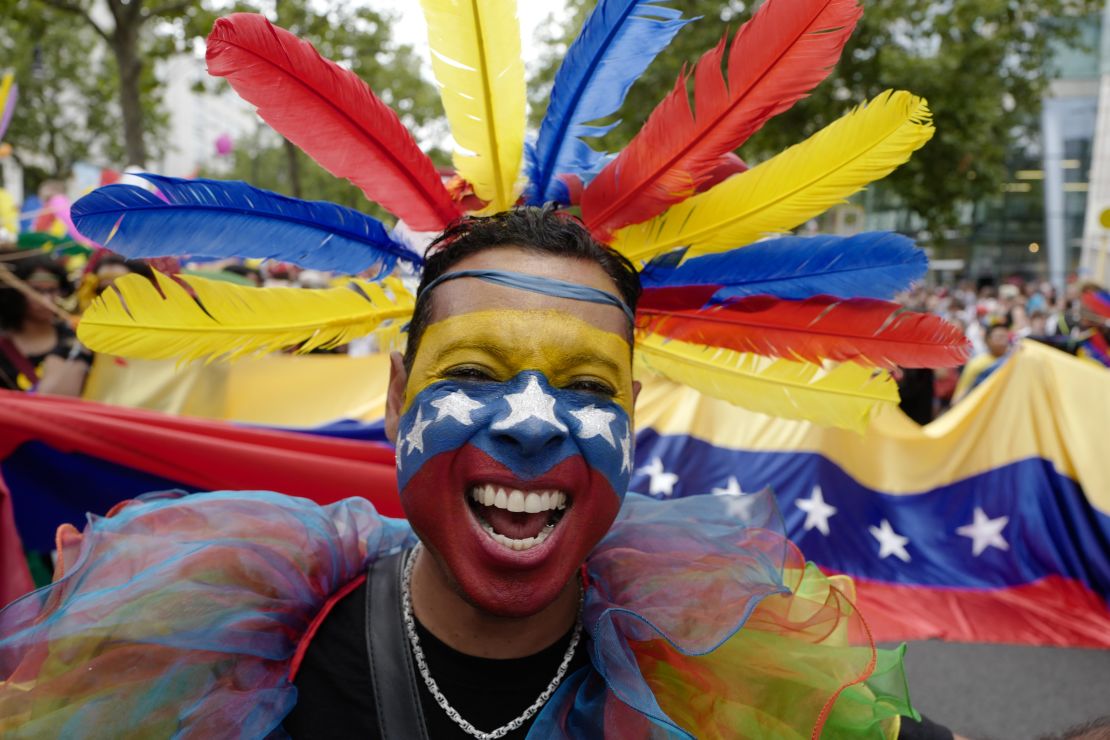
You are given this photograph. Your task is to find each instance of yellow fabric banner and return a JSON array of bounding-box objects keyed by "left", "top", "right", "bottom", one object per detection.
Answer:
[{"left": 84, "top": 340, "right": 1110, "bottom": 513}]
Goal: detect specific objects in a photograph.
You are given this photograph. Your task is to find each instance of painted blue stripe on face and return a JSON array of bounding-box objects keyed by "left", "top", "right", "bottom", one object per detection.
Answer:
[{"left": 396, "top": 371, "right": 632, "bottom": 496}]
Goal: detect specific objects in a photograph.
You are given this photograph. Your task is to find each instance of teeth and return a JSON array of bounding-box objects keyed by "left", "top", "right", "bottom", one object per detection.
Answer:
[
  {"left": 469, "top": 485, "right": 569, "bottom": 513},
  {"left": 481, "top": 522, "right": 553, "bottom": 552}
]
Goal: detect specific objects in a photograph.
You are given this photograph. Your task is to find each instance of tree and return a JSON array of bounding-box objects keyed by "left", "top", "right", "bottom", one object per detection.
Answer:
[
  {"left": 533, "top": 0, "right": 1101, "bottom": 239},
  {"left": 0, "top": 1, "right": 130, "bottom": 190},
  {"left": 17, "top": 0, "right": 215, "bottom": 168},
  {"left": 211, "top": 4, "right": 447, "bottom": 215}
]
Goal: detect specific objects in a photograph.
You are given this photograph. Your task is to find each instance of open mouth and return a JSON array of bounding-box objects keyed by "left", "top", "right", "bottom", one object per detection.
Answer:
[{"left": 467, "top": 483, "right": 570, "bottom": 552}]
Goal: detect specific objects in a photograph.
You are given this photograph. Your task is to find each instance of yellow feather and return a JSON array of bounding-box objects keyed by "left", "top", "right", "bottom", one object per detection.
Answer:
[
  {"left": 613, "top": 90, "right": 934, "bottom": 263},
  {"left": 0, "top": 73, "right": 13, "bottom": 116},
  {"left": 77, "top": 271, "right": 414, "bottom": 362},
  {"left": 420, "top": 0, "right": 525, "bottom": 212},
  {"left": 634, "top": 334, "right": 898, "bottom": 432}
]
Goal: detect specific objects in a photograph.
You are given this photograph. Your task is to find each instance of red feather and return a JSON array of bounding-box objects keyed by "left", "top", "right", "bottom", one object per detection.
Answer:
[
  {"left": 206, "top": 14, "right": 461, "bottom": 232},
  {"left": 581, "top": 0, "right": 862, "bottom": 240},
  {"left": 637, "top": 295, "right": 971, "bottom": 369},
  {"left": 639, "top": 285, "right": 721, "bottom": 311}
]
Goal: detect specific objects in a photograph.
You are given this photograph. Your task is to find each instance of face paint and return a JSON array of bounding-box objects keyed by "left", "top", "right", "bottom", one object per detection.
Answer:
[{"left": 397, "top": 310, "right": 634, "bottom": 617}]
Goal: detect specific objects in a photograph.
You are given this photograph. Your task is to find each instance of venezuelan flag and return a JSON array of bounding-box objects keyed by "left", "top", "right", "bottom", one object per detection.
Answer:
[
  {"left": 630, "top": 340, "right": 1110, "bottom": 648},
  {"left": 3, "top": 341, "right": 1108, "bottom": 649}
]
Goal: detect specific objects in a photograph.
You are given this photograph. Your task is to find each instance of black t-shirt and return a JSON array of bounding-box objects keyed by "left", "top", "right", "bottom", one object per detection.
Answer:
[
  {"left": 284, "top": 577, "right": 953, "bottom": 740},
  {"left": 284, "top": 576, "right": 589, "bottom": 739}
]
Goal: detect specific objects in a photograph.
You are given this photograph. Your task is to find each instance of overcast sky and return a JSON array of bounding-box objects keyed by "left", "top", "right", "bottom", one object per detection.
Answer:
[{"left": 367, "top": 1, "right": 573, "bottom": 74}]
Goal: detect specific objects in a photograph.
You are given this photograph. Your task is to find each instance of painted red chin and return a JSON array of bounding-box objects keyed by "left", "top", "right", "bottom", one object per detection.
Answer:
[{"left": 400, "top": 445, "right": 620, "bottom": 617}]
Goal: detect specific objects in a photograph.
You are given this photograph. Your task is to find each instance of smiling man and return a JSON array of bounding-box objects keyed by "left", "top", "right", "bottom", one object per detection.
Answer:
[
  {"left": 283, "top": 209, "right": 956, "bottom": 740},
  {"left": 0, "top": 208, "right": 957, "bottom": 739},
  {"left": 286, "top": 208, "right": 643, "bottom": 738}
]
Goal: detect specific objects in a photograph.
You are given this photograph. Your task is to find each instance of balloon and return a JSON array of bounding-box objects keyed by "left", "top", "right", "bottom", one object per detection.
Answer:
[{"left": 215, "top": 133, "right": 234, "bottom": 156}]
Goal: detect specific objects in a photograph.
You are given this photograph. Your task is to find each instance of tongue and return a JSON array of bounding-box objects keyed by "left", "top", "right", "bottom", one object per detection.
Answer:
[{"left": 481, "top": 505, "right": 549, "bottom": 540}]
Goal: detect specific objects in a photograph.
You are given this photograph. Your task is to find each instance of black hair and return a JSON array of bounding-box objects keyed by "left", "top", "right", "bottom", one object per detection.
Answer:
[
  {"left": 1039, "top": 716, "right": 1110, "bottom": 740},
  {"left": 0, "top": 255, "right": 72, "bottom": 331},
  {"left": 95, "top": 254, "right": 155, "bottom": 281},
  {"left": 402, "top": 206, "right": 642, "bottom": 371}
]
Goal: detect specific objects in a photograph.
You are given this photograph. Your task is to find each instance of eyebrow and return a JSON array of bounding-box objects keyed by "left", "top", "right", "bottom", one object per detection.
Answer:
[
  {"left": 561, "top": 351, "right": 624, "bottom": 375},
  {"left": 434, "top": 340, "right": 625, "bottom": 374},
  {"left": 434, "top": 338, "right": 514, "bottom": 363}
]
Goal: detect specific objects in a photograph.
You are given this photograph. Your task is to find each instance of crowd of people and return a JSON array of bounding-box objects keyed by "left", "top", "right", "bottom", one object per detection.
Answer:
[{"left": 895, "top": 277, "right": 1110, "bottom": 424}]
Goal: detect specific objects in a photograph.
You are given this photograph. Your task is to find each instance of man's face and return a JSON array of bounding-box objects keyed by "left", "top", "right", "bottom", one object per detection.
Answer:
[
  {"left": 385, "top": 247, "right": 637, "bottom": 618},
  {"left": 26, "top": 270, "right": 62, "bottom": 323},
  {"left": 986, "top": 326, "right": 1010, "bottom": 357}
]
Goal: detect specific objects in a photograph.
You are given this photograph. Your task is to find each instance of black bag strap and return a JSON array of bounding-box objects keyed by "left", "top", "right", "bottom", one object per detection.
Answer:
[{"left": 365, "top": 549, "right": 430, "bottom": 740}]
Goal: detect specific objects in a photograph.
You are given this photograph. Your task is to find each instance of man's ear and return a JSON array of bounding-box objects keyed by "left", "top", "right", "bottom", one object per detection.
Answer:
[{"left": 385, "top": 351, "right": 408, "bottom": 444}]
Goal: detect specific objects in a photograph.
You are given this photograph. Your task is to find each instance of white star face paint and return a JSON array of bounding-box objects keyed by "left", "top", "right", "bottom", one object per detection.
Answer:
[
  {"left": 430, "top": 389, "right": 484, "bottom": 426},
  {"left": 570, "top": 405, "right": 617, "bottom": 447},
  {"left": 491, "top": 376, "right": 569, "bottom": 433}
]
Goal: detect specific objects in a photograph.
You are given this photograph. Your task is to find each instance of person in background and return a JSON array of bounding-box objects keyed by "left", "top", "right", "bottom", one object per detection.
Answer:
[
  {"left": 952, "top": 320, "right": 1011, "bottom": 403},
  {"left": 76, "top": 253, "right": 155, "bottom": 312},
  {"left": 0, "top": 256, "right": 91, "bottom": 395},
  {"left": 1020, "top": 310, "right": 1048, "bottom": 339},
  {"left": 222, "top": 263, "right": 264, "bottom": 287}
]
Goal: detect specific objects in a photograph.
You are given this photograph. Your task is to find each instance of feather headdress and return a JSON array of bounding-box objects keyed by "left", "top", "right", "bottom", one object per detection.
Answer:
[{"left": 73, "top": 0, "right": 970, "bottom": 431}]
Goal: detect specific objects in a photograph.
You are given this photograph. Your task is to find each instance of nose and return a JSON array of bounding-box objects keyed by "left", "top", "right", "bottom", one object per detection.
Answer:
[{"left": 492, "top": 417, "right": 569, "bottom": 458}]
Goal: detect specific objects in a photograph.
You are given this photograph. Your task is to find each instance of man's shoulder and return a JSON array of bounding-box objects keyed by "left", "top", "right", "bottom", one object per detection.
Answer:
[{"left": 285, "top": 574, "right": 378, "bottom": 739}]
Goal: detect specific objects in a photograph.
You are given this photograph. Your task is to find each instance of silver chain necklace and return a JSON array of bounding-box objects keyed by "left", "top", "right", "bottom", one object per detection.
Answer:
[{"left": 400, "top": 544, "right": 584, "bottom": 740}]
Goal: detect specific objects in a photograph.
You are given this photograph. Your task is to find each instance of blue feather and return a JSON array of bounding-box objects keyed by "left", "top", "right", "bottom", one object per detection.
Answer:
[
  {"left": 525, "top": 0, "right": 692, "bottom": 205},
  {"left": 642, "top": 232, "right": 927, "bottom": 300},
  {"left": 72, "top": 174, "right": 421, "bottom": 275}
]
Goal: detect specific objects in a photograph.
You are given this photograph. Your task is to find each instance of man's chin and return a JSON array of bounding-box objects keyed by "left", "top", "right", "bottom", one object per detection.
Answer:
[{"left": 451, "top": 563, "right": 574, "bottom": 619}]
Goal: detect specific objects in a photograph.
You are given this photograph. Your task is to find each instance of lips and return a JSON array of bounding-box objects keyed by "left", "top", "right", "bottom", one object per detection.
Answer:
[{"left": 401, "top": 444, "right": 621, "bottom": 617}]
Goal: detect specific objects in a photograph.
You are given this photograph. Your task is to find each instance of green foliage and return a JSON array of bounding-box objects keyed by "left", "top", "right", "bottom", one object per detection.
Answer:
[
  {"left": 0, "top": 0, "right": 442, "bottom": 216},
  {"left": 0, "top": 0, "right": 121, "bottom": 187},
  {"left": 0, "top": 0, "right": 212, "bottom": 181},
  {"left": 534, "top": 0, "right": 1101, "bottom": 239}
]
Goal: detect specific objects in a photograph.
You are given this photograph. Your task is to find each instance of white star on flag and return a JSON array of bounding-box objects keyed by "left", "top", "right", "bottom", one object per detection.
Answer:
[
  {"left": 491, "top": 376, "right": 568, "bottom": 432},
  {"left": 869, "top": 519, "right": 911, "bottom": 562},
  {"left": 956, "top": 507, "right": 1010, "bottom": 557},
  {"left": 570, "top": 405, "right": 617, "bottom": 447},
  {"left": 795, "top": 485, "right": 837, "bottom": 536},
  {"left": 712, "top": 476, "right": 757, "bottom": 521},
  {"left": 619, "top": 432, "right": 633, "bottom": 473},
  {"left": 403, "top": 407, "right": 433, "bottom": 455},
  {"left": 431, "top": 390, "right": 484, "bottom": 426},
  {"left": 638, "top": 457, "right": 679, "bottom": 497}
]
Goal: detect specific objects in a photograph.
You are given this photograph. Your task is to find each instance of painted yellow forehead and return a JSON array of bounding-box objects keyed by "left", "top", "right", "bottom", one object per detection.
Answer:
[{"left": 405, "top": 309, "right": 634, "bottom": 414}]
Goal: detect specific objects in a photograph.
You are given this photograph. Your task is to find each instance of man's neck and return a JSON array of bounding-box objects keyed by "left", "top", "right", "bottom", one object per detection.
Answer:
[{"left": 409, "top": 547, "right": 579, "bottom": 659}]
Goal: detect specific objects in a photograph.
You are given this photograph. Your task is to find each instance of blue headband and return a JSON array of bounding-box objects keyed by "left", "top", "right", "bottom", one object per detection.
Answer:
[{"left": 418, "top": 269, "right": 636, "bottom": 325}]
